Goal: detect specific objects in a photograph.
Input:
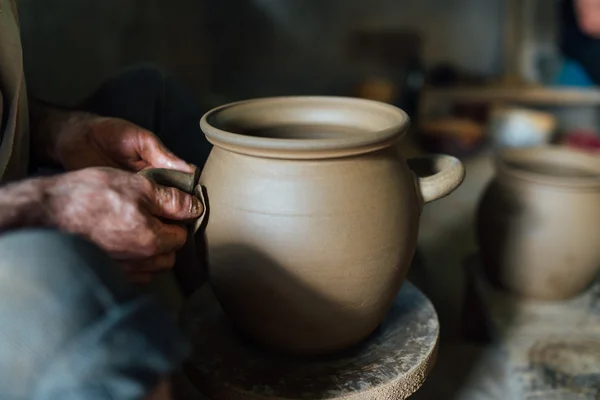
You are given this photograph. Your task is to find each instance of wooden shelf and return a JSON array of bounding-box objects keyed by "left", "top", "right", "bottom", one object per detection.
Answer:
[{"left": 422, "top": 86, "right": 600, "bottom": 106}]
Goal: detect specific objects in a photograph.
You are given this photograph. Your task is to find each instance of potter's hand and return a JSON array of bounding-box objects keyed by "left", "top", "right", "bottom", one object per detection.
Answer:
[
  {"left": 47, "top": 167, "right": 203, "bottom": 284},
  {"left": 55, "top": 114, "right": 194, "bottom": 173},
  {"left": 29, "top": 100, "right": 194, "bottom": 173}
]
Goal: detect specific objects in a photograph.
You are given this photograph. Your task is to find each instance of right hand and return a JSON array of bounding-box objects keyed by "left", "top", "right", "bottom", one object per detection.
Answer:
[{"left": 46, "top": 167, "right": 203, "bottom": 284}]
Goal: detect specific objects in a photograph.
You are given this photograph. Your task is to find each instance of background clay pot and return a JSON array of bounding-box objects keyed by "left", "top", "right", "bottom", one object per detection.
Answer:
[
  {"left": 477, "top": 146, "right": 600, "bottom": 300},
  {"left": 193, "top": 96, "right": 464, "bottom": 355}
]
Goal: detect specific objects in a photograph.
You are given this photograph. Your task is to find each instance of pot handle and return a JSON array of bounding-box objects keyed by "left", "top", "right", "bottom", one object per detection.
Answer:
[
  {"left": 138, "top": 168, "right": 207, "bottom": 233},
  {"left": 408, "top": 155, "right": 465, "bottom": 203}
]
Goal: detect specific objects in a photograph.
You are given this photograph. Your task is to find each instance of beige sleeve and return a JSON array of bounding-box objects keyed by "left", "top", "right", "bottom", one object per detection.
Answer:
[{"left": 4, "top": 0, "right": 19, "bottom": 27}]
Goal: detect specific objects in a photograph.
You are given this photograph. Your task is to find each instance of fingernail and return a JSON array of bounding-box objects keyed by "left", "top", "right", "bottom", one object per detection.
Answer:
[{"left": 191, "top": 196, "right": 203, "bottom": 215}]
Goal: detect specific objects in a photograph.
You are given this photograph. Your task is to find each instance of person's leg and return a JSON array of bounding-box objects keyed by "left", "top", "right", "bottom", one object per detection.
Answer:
[
  {"left": 0, "top": 230, "right": 188, "bottom": 399},
  {"left": 80, "top": 64, "right": 213, "bottom": 170}
]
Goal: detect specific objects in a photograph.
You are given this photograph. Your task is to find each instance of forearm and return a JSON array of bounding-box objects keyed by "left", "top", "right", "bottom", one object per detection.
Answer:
[
  {"left": 0, "top": 177, "right": 53, "bottom": 232},
  {"left": 28, "top": 98, "right": 91, "bottom": 166}
]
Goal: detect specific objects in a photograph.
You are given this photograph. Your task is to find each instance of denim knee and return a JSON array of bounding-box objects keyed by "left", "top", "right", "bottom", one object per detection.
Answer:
[
  {"left": 0, "top": 229, "right": 136, "bottom": 303},
  {"left": 0, "top": 229, "right": 189, "bottom": 399}
]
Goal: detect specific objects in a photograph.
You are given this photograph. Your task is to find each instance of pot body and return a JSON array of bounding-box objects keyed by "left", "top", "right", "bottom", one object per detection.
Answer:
[
  {"left": 199, "top": 146, "right": 421, "bottom": 354},
  {"left": 477, "top": 149, "right": 600, "bottom": 300}
]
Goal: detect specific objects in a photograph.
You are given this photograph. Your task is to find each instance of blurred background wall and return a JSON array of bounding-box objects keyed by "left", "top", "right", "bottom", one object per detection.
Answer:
[
  {"left": 18, "top": 0, "right": 210, "bottom": 104},
  {"left": 18, "top": 0, "right": 507, "bottom": 104}
]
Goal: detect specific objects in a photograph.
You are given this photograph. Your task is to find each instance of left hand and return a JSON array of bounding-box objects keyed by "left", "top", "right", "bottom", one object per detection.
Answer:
[{"left": 53, "top": 113, "right": 195, "bottom": 173}]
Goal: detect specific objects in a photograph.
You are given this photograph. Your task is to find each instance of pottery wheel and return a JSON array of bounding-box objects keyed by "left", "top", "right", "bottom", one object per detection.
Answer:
[{"left": 179, "top": 282, "right": 439, "bottom": 400}]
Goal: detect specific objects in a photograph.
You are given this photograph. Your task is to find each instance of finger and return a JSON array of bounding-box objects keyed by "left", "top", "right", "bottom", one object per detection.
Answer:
[
  {"left": 123, "top": 253, "right": 177, "bottom": 272},
  {"left": 148, "top": 219, "right": 189, "bottom": 255},
  {"left": 137, "top": 131, "right": 195, "bottom": 173},
  {"left": 145, "top": 183, "right": 204, "bottom": 220}
]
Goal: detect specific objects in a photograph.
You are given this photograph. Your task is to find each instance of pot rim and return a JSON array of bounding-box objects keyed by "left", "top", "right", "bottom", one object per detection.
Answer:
[
  {"left": 199, "top": 96, "right": 409, "bottom": 159},
  {"left": 495, "top": 145, "right": 600, "bottom": 189}
]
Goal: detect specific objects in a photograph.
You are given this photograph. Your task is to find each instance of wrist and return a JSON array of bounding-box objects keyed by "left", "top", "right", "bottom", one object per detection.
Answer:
[{"left": 0, "top": 176, "right": 56, "bottom": 231}]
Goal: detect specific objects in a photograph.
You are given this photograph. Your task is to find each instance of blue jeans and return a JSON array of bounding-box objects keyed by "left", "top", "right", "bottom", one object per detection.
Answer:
[
  {"left": 0, "top": 230, "right": 189, "bottom": 400},
  {"left": 0, "top": 66, "right": 208, "bottom": 399}
]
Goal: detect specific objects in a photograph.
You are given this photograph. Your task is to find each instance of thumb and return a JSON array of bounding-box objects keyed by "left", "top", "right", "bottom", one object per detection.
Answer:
[
  {"left": 139, "top": 131, "right": 195, "bottom": 173},
  {"left": 146, "top": 183, "right": 204, "bottom": 220}
]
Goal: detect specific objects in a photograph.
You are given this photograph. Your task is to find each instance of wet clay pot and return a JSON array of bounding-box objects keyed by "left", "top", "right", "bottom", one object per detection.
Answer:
[
  {"left": 146, "top": 96, "right": 464, "bottom": 355},
  {"left": 478, "top": 146, "right": 600, "bottom": 300}
]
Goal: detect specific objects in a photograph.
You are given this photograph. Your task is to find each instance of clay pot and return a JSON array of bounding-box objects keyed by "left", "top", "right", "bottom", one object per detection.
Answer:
[
  {"left": 145, "top": 96, "right": 464, "bottom": 354},
  {"left": 477, "top": 146, "right": 600, "bottom": 300}
]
